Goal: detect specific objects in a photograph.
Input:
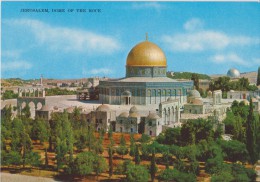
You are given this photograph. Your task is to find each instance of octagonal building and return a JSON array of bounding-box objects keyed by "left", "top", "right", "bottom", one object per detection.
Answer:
[{"left": 99, "top": 38, "right": 193, "bottom": 106}]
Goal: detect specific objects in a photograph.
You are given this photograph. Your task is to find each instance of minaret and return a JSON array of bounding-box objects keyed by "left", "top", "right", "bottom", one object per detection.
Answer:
[{"left": 40, "top": 74, "right": 43, "bottom": 86}]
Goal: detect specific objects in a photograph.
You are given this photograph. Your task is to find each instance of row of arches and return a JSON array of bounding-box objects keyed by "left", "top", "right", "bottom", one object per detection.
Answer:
[{"left": 18, "top": 87, "right": 45, "bottom": 98}]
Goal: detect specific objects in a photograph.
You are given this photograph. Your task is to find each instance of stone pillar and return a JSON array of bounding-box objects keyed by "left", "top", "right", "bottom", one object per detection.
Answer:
[{"left": 18, "top": 89, "right": 22, "bottom": 97}]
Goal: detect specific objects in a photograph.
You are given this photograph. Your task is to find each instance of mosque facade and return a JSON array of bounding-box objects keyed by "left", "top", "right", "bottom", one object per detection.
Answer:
[{"left": 99, "top": 39, "right": 193, "bottom": 106}]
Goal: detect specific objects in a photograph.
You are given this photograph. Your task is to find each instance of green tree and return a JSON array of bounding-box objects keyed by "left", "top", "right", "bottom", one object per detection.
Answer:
[
  {"left": 21, "top": 103, "right": 31, "bottom": 119},
  {"left": 74, "top": 128, "right": 88, "bottom": 151},
  {"left": 72, "top": 151, "right": 95, "bottom": 176},
  {"left": 1, "top": 105, "right": 13, "bottom": 151},
  {"left": 129, "top": 134, "right": 135, "bottom": 157},
  {"left": 231, "top": 163, "right": 255, "bottom": 182},
  {"left": 1, "top": 90, "right": 18, "bottom": 100},
  {"left": 45, "top": 148, "right": 49, "bottom": 168},
  {"left": 162, "top": 149, "right": 171, "bottom": 169},
  {"left": 31, "top": 118, "right": 50, "bottom": 143},
  {"left": 246, "top": 98, "right": 258, "bottom": 164},
  {"left": 134, "top": 145, "right": 141, "bottom": 165},
  {"left": 126, "top": 164, "right": 149, "bottom": 182},
  {"left": 218, "top": 140, "right": 249, "bottom": 163},
  {"left": 87, "top": 125, "right": 96, "bottom": 151},
  {"left": 138, "top": 133, "right": 151, "bottom": 143},
  {"left": 211, "top": 171, "right": 234, "bottom": 182},
  {"left": 116, "top": 134, "right": 128, "bottom": 159},
  {"left": 156, "top": 127, "right": 181, "bottom": 145},
  {"left": 94, "top": 137, "right": 104, "bottom": 154},
  {"left": 158, "top": 168, "right": 196, "bottom": 182},
  {"left": 150, "top": 149, "right": 157, "bottom": 182},
  {"left": 115, "top": 160, "right": 132, "bottom": 176},
  {"left": 205, "top": 155, "right": 226, "bottom": 174},
  {"left": 108, "top": 147, "right": 113, "bottom": 177},
  {"left": 2, "top": 151, "right": 22, "bottom": 166},
  {"left": 54, "top": 111, "right": 74, "bottom": 170},
  {"left": 180, "top": 119, "right": 214, "bottom": 146},
  {"left": 24, "top": 151, "right": 41, "bottom": 168},
  {"left": 93, "top": 155, "right": 108, "bottom": 180},
  {"left": 191, "top": 73, "right": 199, "bottom": 90},
  {"left": 70, "top": 107, "right": 81, "bottom": 130}
]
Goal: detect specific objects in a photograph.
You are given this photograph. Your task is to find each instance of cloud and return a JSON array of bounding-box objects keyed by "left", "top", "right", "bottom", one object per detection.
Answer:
[
  {"left": 132, "top": 2, "right": 165, "bottom": 11},
  {"left": 162, "top": 18, "right": 260, "bottom": 52},
  {"left": 3, "top": 19, "right": 120, "bottom": 54},
  {"left": 184, "top": 18, "right": 204, "bottom": 31},
  {"left": 1, "top": 50, "right": 23, "bottom": 59},
  {"left": 210, "top": 53, "right": 249, "bottom": 66},
  {"left": 252, "top": 58, "right": 260, "bottom": 65},
  {"left": 2, "top": 61, "right": 32, "bottom": 71},
  {"left": 89, "top": 68, "right": 113, "bottom": 75}
]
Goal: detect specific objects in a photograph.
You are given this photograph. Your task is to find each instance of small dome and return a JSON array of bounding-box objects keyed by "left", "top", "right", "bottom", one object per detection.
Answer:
[
  {"left": 85, "top": 82, "right": 93, "bottom": 88},
  {"left": 252, "top": 97, "right": 258, "bottom": 102},
  {"left": 122, "top": 91, "right": 132, "bottom": 97},
  {"left": 147, "top": 112, "right": 160, "bottom": 120},
  {"left": 66, "top": 106, "right": 75, "bottom": 113},
  {"left": 227, "top": 68, "right": 240, "bottom": 78},
  {"left": 188, "top": 89, "right": 201, "bottom": 98},
  {"left": 192, "top": 98, "right": 203, "bottom": 105},
  {"left": 96, "top": 104, "right": 110, "bottom": 112},
  {"left": 129, "top": 112, "right": 140, "bottom": 118},
  {"left": 129, "top": 106, "right": 138, "bottom": 113},
  {"left": 40, "top": 105, "right": 53, "bottom": 111},
  {"left": 243, "top": 100, "right": 249, "bottom": 105},
  {"left": 126, "top": 41, "right": 167, "bottom": 67},
  {"left": 167, "top": 97, "right": 175, "bottom": 102},
  {"left": 119, "top": 112, "right": 129, "bottom": 118}
]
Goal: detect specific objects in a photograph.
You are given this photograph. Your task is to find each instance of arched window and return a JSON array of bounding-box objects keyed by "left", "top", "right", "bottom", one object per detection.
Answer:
[
  {"left": 158, "top": 89, "right": 161, "bottom": 96},
  {"left": 162, "top": 90, "right": 166, "bottom": 96},
  {"left": 147, "top": 90, "right": 151, "bottom": 97}
]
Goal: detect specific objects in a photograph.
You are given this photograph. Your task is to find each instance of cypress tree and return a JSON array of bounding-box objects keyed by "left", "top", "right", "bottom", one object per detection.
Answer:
[
  {"left": 165, "top": 149, "right": 170, "bottom": 169},
  {"left": 150, "top": 148, "right": 157, "bottom": 182},
  {"left": 45, "top": 148, "right": 48, "bottom": 168},
  {"left": 257, "top": 66, "right": 260, "bottom": 86},
  {"left": 246, "top": 97, "right": 257, "bottom": 164},
  {"left": 134, "top": 145, "right": 140, "bottom": 165},
  {"left": 129, "top": 134, "right": 135, "bottom": 157},
  {"left": 108, "top": 147, "right": 113, "bottom": 177}
]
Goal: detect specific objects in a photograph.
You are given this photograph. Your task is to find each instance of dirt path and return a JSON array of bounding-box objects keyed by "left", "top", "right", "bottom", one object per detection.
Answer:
[{"left": 1, "top": 172, "right": 59, "bottom": 182}]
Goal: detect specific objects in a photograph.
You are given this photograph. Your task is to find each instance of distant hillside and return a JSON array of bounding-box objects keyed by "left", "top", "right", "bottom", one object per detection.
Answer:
[
  {"left": 210, "top": 71, "right": 257, "bottom": 84},
  {"left": 1, "top": 78, "right": 25, "bottom": 87},
  {"left": 167, "top": 72, "right": 211, "bottom": 80}
]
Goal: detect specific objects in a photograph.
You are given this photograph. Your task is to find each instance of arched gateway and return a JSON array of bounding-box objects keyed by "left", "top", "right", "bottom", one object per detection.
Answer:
[{"left": 17, "top": 87, "right": 46, "bottom": 117}]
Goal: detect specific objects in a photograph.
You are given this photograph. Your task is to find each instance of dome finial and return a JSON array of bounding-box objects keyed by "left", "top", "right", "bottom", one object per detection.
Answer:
[{"left": 146, "top": 32, "right": 148, "bottom": 41}]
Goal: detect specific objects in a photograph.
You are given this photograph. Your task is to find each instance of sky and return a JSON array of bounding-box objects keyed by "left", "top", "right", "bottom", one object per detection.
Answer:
[{"left": 1, "top": 2, "right": 260, "bottom": 79}]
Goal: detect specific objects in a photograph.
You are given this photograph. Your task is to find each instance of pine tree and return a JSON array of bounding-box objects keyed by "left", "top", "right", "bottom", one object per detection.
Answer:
[
  {"left": 45, "top": 148, "right": 48, "bottom": 168},
  {"left": 257, "top": 66, "right": 260, "bottom": 86},
  {"left": 164, "top": 149, "right": 170, "bottom": 169},
  {"left": 191, "top": 73, "right": 199, "bottom": 90},
  {"left": 129, "top": 134, "right": 135, "bottom": 157},
  {"left": 246, "top": 97, "right": 257, "bottom": 164},
  {"left": 116, "top": 134, "right": 128, "bottom": 159},
  {"left": 108, "top": 147, "right": 113, "bottom": 177},
  {"left": 150, "top": 148, "right": 157, "bottom": 182},
  {"left": 135, "top": 145, "right": 140, "bottom": 165}
]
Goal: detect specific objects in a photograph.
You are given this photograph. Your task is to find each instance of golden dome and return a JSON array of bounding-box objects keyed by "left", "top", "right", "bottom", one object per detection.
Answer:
[{"left": 126, "top": 41, "right": 167, "bottom": 67}]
